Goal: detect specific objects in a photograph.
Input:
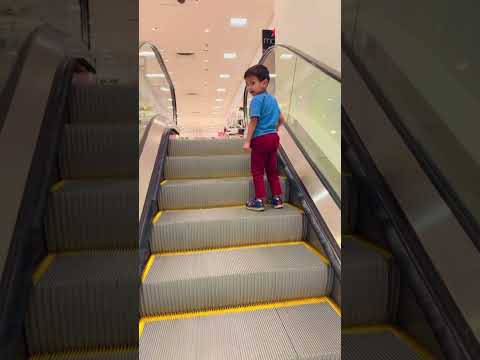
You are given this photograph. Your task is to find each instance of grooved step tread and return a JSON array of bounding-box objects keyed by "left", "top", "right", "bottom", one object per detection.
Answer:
[
  {"left": 164, "top": 154, "right": 250, "bottom": 179},
  {"left": 29, "top": 347, "right": 138, "bottom": 360},
  {"left": 26, "top": 251, "right": 138, "bottom": 354},
  {"left": 168, "top": 138, "right": 244, "bottom": 156},
  {"left": 140, "top": 300, "right": 340, "bottom": 360},
  {"left": 151, "top": 205, "right": 304, "bottom": 252},
  {"left": 141, "top": 242, "right": 331, "bottom": 316},
  {"left": 46, "top": 179, "right": 137, "bottom": 251},
  {"left": 158, "top": 176, "right": 289, "bottom": 210},
  {"left": 342, "top": 326, "right": 434, "bottom": 360}
]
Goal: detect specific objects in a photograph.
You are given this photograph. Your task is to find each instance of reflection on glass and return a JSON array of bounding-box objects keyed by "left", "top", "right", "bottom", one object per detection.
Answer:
[{"left": 247, "top": 47, "right": 341, "bottom": 199}]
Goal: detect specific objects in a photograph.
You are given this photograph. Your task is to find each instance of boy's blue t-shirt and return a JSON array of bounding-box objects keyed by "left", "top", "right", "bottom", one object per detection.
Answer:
[{"left": 249, "top": 92, "right": 281, "bottom": 139}]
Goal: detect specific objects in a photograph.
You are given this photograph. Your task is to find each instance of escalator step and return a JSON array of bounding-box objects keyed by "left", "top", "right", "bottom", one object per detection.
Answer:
[
  {"left": 342, "top": 236, "right": 399, "bottom": 326},
  {"left": 26, "top": 250, "right": 138, "bottom": 354},
  {"left": 141, "top": 242, "right": 331, "bottom": 316},
  {"left": 164, "top": 154, "right": 250, "bottom": 179},
  {"left": 69, "top": 84, "right": 137, "bottom": 124},
  {"left": 139, "top": 300, "right": 340, "bottom": 359},
  {"left": 59, "top": 124, "right": 137, "bottom": 179},
  {"left": 152, "top": 205, "right": 303, "bottom": 252},
  {"left": 168, "top": 138, "right": 244, "bottom": 156},
  {"left": 342, "top": 327, "right": 431, "bottom": 360},
  {"left": 29, "top": 347, "right": 138, "bottom": 359},
  {"left": 45, "top": 179, "right": 137, "bottom": 251},
  {"left": 158, "top": 176, "right": 289, "bottom": 210}
]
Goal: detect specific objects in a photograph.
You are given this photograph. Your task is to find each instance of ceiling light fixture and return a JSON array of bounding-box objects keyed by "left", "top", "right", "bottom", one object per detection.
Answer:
[
  {"left": 216, "top": 88, "right": 226, "bottom": 92},
  {"left": 230, "top": 17, "right": 248, "bottom": 27},
  {"left": 215, "top": 99, "right": 224, "bottom": 102},
  {"left": 270, "top": 73, "right": 277, "bottom": 78},
  {"left": 160, "top": 87, "right": 170, "bottom": 92},
  {"left": 152, "top": 27, "right": 160, "bottom": 31},
  {"left": 146, "top": 73, "right": 165, "bottom": 78},
  {"left": 219, "top": 74, "right": 230, "bottom": 79},
  {"left": 205, "top": 28, "right": 210, "bottom": 33},
  {"left": 223, "top": 52, "right": 237, "bottom": 59}
]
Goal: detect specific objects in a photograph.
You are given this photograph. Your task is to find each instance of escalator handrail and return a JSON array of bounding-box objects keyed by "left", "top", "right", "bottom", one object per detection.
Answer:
[
  {"left": 243, "top": 44, "right": 340, "bottom": 124},
  {"left": 0, "top": 25, "right": 94, "bottom": 355},
  {"left": 139, "top": 41, "right": 177, "bottom": 125},
  {"left": 342, "top": 42, "right": 480, "bottom": 255}
]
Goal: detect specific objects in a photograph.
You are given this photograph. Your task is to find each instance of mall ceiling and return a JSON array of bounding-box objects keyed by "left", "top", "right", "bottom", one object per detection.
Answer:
[{"left": 139, "top": 0, "right": 274, "bottom": 136}]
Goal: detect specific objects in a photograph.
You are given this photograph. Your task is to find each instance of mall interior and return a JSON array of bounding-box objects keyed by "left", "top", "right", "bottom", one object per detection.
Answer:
[{"left": 1, "top": 0, "right": 479, "bottom": 359}]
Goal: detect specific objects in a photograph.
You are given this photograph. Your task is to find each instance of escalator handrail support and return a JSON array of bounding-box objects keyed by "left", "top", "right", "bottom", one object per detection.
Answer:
[{"left": 139, "top": 41, "right": 178, "bottom": 125}]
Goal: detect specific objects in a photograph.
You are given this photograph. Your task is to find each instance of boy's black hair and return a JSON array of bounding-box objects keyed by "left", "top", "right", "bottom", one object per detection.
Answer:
[{"left": 244, "top": 64, "right": 270, "bottom": 82}]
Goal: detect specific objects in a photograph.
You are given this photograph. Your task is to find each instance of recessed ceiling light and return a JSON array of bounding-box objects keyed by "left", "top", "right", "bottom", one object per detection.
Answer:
[
  {"left": 205, "top": 28, "right": 210, "bottom": 33},
  {"left": 146, "top": 73, "right": 165, "bottom": 78},
  {"left": 330, "top": 130, "right": 337, "bottom": 135},
  {"left": 152, "top": 27, "right": 160, "bottom": 31},
  {"left": 215, "top": 99, "right": 224, "bottom": 102},
  {"left": 270, "top": 73, "right": 277, "bottom": 78},
  {"left": 160, "top": 87, "right": 170, "bottom": 92},
  {"left": 204, "top": 59, "right": 209, "bottom": 62},
  {"left": 168, "top": 98, "right": 173, "bottom": 101},
  {"left": 219, "top": 74, "right": 230, "bottom": 79},
  {"left": 216, "top": 88, "right": 226, "bottom": 92},
  {"left": 224, "top": 52, "right": 237, "bottom": 59},
  {"left": 230, "top": 17, "right": 248, "bottom": 27},
  {"left": 164, "top": 59, "right": 169, "bottom": 62},
  {"left": 280, "top": 53, "right": 294, "bottom": 60},
  {"left": 139, "top": 51, "right": 155, "bottom": 57}
]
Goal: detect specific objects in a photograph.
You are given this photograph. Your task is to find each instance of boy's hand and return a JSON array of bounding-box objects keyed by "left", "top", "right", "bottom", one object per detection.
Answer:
[{"left": 243, "top": 141, "right": 251, "bottom": 152}]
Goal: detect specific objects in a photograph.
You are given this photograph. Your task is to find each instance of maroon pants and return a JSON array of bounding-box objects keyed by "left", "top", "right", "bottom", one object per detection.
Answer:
[{"left": 250, "top": 133, "right": 282, "bottom": 199}]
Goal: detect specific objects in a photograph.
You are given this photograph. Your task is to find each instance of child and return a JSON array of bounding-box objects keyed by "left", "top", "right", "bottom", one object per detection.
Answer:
[{"left": 243, "top": 64, "right": 286, "bottom": 211}]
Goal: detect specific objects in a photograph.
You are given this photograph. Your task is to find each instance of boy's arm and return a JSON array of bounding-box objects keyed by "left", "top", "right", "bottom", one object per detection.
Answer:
[
  {"left": 243, "top": 117, "right": 258, "bottom": 151},
  {"left": 276, "top": 112, "right": 286, "bottom": 130}
]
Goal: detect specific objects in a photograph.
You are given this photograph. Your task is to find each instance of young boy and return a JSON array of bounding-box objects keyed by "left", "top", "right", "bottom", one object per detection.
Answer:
[{"left": 243, "top": 64, "right": 286, "bottom": 211}]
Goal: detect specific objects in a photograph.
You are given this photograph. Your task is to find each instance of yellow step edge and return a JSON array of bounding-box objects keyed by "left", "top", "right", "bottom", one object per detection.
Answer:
[
  {"left": 343, "top": 325, "right": 435, "bottom": 360},
  {"left": 344, "top": 235, "right": 392, "bottom": 259},
  {"left": 139, "top": 296, "right": 340, "bottom": 337},
  {"left": 160, "top": 179, "right": 168, "bottom": 185},
  {"left": 141, "top": 242, "right": 330, "bottom": 283},
  {"left": 32, "top": 254, "right": 56, "bottom": 285},
  {"left": 50, "top": 180, "right": 65, "bottom": 192},
  {"left": 29, "top": 346, "right": 137, "bottom": 359},
  {"left": 152, "top": 211, "right": 163, "bottom": 224},
  {"left": 158, "top": 202, "right": 303, "bottom": 213}
]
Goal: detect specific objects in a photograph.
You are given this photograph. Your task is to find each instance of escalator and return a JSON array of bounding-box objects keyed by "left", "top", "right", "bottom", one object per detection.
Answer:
[
  {"left": 0, "top": 26, "right": 138, "bottom": 358},
  {"left": 138, "top": 45, "right": 341, "bottom": 358},
  {"left": 341, "top": 5, "right": 480, "bottom": 358}
]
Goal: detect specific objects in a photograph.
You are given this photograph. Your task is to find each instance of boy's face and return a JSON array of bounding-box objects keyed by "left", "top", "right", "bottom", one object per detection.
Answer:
[{"left": 245, "top": 75, "right": 269, "bottom": 96}]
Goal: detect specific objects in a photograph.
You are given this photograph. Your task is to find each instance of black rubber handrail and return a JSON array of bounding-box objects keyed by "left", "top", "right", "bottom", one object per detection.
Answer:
[
  {"left": 0, "top": 45, "right": 93, "bottom": 359},
  {"left": 139, "top": 41, "right": 177, "bottom": 125}
]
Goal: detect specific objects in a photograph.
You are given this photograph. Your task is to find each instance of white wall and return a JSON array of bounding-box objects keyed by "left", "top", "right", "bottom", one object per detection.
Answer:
[{"left": 274, "top": 0, "right": 340, "bottom": 73}]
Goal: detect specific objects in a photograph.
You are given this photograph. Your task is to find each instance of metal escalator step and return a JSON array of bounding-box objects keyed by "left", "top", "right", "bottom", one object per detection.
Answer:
[
  {"left": 59, "top": 124, "right": 137, "bottom": 179},
  {"left": 152, "top": 205, "right": 304, "bottom": 252},
  {"left": 29, "top": 347, "right": 138, "bottom": 359},
  {"left": 342, "top": 236, "right": 399, "bottom": 326},
  {"left": 168, "top": 138, "right": 244, "bottom": 156},
  {"left": 342, "top": 327, "right": 430, "bottom": 360},
  {"left": 164, "top": 154, "right": 249, "bottom": 179},
  {"left": 46, "top": 179, "right": 137, "bottom": 251},
  {"left": 158, "top": 176, "right": 289, "bottom": 210},
  {"left": 141, "top": 242, "right": 331, "bottom": 316},
  {"left": 26, "top": 250, "right": 138, "bottom": 354},
  {"left": 140, "top": 300, "right": 340, "bottom": 359},
  {"left": 69, "top": 84, "right": 137, "bottom": 124}
]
